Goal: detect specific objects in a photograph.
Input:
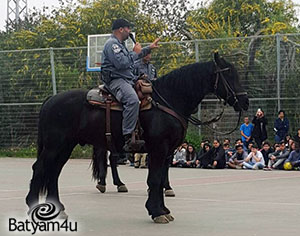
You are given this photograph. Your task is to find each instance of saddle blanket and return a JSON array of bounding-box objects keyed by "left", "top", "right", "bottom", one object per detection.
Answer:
[{"left": 86, "top": 87, "right": 152, "bottom": 111}]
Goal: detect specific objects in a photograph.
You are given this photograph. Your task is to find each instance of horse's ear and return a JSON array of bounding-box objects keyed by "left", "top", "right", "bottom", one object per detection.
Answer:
[{"left": 214, "top": 52, "right": 221, "bottom": 66}]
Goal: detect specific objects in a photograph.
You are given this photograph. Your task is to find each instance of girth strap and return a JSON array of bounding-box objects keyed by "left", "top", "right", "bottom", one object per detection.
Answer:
[
  {"left": 153, "top": 101, "right": 188, "bottom": 138},
  {"left": 105, "top": 94, "right": 113, "bottom": 150}
]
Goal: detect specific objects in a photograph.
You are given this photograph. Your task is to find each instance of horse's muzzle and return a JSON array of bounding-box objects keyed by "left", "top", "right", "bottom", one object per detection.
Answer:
[{"left": 236, "top": 94, "right": 249, "bottom": 111}]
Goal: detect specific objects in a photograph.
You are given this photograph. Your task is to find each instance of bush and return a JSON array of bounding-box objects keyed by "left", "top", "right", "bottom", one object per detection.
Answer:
[
  {"left": 185, "top": 127, "right": 202, "bottom": 151},
  {"left": 0, "top": 144, "right": 93, "bottom": 159}
]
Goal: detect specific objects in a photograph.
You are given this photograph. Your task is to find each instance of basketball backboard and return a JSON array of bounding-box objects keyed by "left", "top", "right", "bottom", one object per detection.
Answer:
[{"left": 87, "top": 33, "right": 135, "bottom": 72}]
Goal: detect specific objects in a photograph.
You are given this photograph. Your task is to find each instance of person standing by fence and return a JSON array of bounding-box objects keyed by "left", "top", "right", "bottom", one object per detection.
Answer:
[
  {"left": 274, "top": 110, "right": 289, "bottom": 142},
  {"left": 252, "top": 108, "right": 268, "bottom": 148},
  {"left": 240, "top": 116, "right": 254, "bottom": 149}
]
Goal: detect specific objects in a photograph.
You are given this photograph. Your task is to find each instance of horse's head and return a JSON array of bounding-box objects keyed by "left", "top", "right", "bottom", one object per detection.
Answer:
[{"left": 213, "top": 53, "right": 249, "bottom": 112}]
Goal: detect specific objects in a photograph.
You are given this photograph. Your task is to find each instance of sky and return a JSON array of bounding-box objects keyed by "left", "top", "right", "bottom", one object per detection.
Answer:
[
  {"left": 1, "top": 0, "right": 61, "bottom": 31},
  {"left": 0, "top": 0, "right": 300, "bottom": 31}
]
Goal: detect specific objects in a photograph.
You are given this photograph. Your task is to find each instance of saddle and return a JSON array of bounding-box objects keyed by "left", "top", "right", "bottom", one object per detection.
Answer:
[
  {"left": 86, "top": 79, "right": 153, "bottom": 152},
  {"left": 86, "top": 80, "right": 153, "bottom": 111}
]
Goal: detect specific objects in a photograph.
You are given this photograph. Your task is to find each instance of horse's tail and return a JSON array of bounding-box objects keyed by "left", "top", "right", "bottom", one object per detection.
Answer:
[
  {"left": 36, "top": 116, "right": 43, "bottom": 158},
  {"left": 91, "top": 148, "right": 107, "bottom": 181},
  {"left": 36, "top": 96, "right": 52, "bottom": 195},
  {"left": 92, "top": 148, "right": 100, "bottom": 180},
  {"left": 37, "top": 96, "right": 51, "bottom": 158}
]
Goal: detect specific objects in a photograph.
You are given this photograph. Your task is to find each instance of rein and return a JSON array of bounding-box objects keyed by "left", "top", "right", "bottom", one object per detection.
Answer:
[
  {"left": 148, "top": 63, "right": 245, "bottom": 135},
  {"left": 202, "top": 110, "right": 242, "bottom": 135},
  {"left": 213, "top": 65, "right": 247, "bottom": 107}
]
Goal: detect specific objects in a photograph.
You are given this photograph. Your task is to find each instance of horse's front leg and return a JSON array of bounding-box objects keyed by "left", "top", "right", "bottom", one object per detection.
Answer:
[
  {"left": 109, "top": 153, "right": 128, "bottom": 192},
  {"left": 160, "top": 158, "right": 174, "bottom": 222},
  {"left": 145, "top": 152, "right": 169, "bottom": 223}
]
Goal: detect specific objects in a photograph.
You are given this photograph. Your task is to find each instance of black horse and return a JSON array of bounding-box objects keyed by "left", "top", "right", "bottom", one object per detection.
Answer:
[{"left": 25, "top": 53, "right": 249, "bottom": 223}]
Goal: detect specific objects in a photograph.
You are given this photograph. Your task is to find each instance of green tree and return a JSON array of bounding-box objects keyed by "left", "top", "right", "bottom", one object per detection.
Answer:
[
  {"left": 186, "top": 0, "right": 298, "bottom": 39},
  {"left": 0, "top": 0, "right": 168, "bottom": 50},
  {"left": 140, "top": 0, "right": 191, "bottom": 39}
]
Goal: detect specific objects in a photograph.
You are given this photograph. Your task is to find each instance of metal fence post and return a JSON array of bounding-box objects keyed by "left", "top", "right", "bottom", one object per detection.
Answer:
[
  {"left": 195, "top": 40, "right": 199, "bottom": 63},
  {"left": 50, "top": 47, "right": 57, "bottom": 95},
  {"left": 195, "top": 40, "right": 202, "bottom": 137},
  {"left": 276, "top": 34, "right": 281, "bottom": 111}
]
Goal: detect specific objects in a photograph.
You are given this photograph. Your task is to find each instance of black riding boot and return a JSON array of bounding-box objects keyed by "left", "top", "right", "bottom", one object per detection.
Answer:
[{"left": 123, "top": 134, "right": 145, "bottom": 153}]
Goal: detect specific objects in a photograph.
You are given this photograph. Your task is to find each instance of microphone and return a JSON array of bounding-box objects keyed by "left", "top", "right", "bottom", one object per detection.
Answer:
[{"left": 129, "top": 33, "right": 136, "bottom": 44}]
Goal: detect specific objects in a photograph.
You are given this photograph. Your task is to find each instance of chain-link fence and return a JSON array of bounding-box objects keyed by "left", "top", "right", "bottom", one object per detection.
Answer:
[{"left": 0, "top": 33, "right": 300, "bottom": 148}]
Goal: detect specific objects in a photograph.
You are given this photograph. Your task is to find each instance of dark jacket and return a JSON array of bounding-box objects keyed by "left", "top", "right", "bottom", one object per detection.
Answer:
[
  {"left": 274, "top": 118, "right": 289, "bottom": 140},
  {"left": 261, "top": 148, "right": 274, "bottom": 165},
  {"left": 293, "top": 134, "right": 300, "bottom": 144},
  {"left": 186, "top": 152, "right": 197, "bottom": 162},
  {"left": 199, "top": 146, "right": 225, "bottom": 169},
  {"left": 196, "top": 144, "right": 211, "bottom": 161},
  {"left": 252, "top": 116, "right": 268, "bottom": 141}
]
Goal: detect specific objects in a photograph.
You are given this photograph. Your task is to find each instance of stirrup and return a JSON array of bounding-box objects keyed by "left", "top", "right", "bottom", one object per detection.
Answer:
[{"left": 123, "top": 139, "right": 145, "bottom": 153}]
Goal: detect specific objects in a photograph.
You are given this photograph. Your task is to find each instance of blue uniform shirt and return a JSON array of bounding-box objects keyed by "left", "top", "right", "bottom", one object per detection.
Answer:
[
  {"left": 101, "top": 35, "right": 151, "bottom": 82},
  {"left": 240, "top": 123, "right": 254, "bottom": 141}
]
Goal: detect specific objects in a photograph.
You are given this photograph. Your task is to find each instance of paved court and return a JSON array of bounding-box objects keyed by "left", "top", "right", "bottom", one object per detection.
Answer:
[{"left": 0, "top": 157, "right": 300, "bottom": 236}]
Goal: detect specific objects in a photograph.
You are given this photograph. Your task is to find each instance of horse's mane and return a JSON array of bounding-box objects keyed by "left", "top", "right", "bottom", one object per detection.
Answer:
[{"left": 153, "top": 61, "right": 215, "bottom": 96}]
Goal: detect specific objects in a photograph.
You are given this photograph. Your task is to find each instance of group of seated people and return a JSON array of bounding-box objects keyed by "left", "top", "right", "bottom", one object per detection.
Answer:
[{"left": 172, "top": 137, "right": 300, "bottom": 171}]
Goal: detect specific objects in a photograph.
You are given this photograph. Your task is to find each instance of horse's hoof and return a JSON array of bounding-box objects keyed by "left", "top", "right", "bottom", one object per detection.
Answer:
[
  {"left": 165, "top": 189, "right": 175, "bottom": 197},
  {"left": 164, "top": 214, "right": 175, "bottom": 222},
  {"left": 96, "top": 184, "right": 106, "bottom": 193},
  {"left": 117, "top": 185, "right": 128, "bottom": 192},
  {"left": 153, "top": 215, "right": 169, "bottom": 224},
  {"left": 27, "top": 208, "right": 32, "bottom": 216},
  {"left": 57, "top": 210, "right": 68, "bottom": 220}
]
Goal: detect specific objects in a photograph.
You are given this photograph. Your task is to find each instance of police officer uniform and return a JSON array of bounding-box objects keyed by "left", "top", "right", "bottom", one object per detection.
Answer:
[
  {"left": 133, "top": 59, "right": 157, "bottom": 81},
  {"left": 101, "top": 19, "right": 152, "bottom": 150}
]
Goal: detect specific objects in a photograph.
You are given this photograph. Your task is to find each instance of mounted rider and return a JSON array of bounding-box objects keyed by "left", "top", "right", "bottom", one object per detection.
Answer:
[
  {"left": 133, "top": 52, "right": 157, "bottom": 81},
  {"left": 100, "top": 18, "right": 160, "bottom": 152}
]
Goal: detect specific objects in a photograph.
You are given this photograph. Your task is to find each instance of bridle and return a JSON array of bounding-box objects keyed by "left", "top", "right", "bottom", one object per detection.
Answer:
[
  {"left": 192, "top": 63, "right": 247, "bottom": 135},
  {"left": 187, "top": 63, "right": 247, "bottom": 135},
  {"left": 213, "top": 63, "right": 247, "bottom": 108},
  {"left": 149, "top": 62, "right": 247, "bottom": 135}
]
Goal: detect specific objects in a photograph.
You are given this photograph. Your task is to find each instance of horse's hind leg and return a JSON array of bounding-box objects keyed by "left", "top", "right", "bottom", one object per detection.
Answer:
[
  {"left": 45, "top": 142, "right": 76, "bottom": 213},
  {"left": 164, "top": 156, "right": 175, "bottom": 197},
  {"left": 109, "top": 153, "right": 128, "bottom": 192},
  {"left": 26, "top": 148, "right": 58, "bottom": 211},
  {"left": 26, "top": 154, "right": 45, "bottom": 210},
  {"left": 93, "top": 147, "right": 108, "bottom": 193}
]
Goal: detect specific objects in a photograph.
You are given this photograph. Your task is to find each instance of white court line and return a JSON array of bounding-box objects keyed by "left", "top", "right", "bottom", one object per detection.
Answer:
[
  {"left": 93, "top": 193, "right": 300, "bottom": 207},
  {"left": 0, "top": 175, "right": 242, "bottom": 192},
  {"left": 0, "top": 185, "right": 93, "bottom": 192},
  {"left": 2, "top": 191, "right": 299, "bottom": 208},
  {"left": 174, "top": 174, "right": 300, "bottom": 188},
  {"left": 1, "top": 174, "right": 300, "bottom": 202},
  {"left": 1, "top": 172, "right": 299, "bottom": 193}
]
